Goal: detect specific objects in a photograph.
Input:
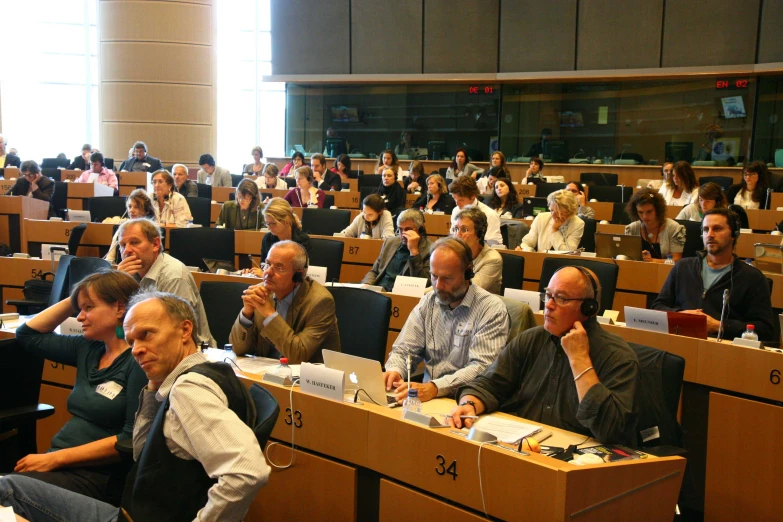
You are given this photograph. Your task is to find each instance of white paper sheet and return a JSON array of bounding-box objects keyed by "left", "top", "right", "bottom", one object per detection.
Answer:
[{"left": 473, "top": 416, "right": 542, "bottom": 444}]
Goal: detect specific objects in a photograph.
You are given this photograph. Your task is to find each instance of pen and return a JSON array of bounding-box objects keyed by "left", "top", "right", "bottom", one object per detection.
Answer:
[{"left": 459, "top": 415, "right": 479, "bottom": 419}]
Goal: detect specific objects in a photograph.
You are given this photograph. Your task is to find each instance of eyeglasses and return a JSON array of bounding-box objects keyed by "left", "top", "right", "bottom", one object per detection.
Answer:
[
  {"left": 540, "top": 291, "right": 587, "bottom": 306},
  {"left": 743, "top": 172, "right": 758, "bottom": 178},
  {"left": 260, "top": 262, "right": 288, "bottom": 274},
  {"left": 451, "top": 226, "right": 472, "bottom": 235}
]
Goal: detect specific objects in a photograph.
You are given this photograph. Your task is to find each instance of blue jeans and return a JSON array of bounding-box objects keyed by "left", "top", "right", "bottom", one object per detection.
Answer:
[{"left": 0, "top": 475, "right": 117, "bottom": 522}]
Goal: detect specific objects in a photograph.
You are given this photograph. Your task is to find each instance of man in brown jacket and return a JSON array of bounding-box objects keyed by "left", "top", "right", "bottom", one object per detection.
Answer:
[{"left": 229, "top": 241, "right": 340, "bottom": 363}]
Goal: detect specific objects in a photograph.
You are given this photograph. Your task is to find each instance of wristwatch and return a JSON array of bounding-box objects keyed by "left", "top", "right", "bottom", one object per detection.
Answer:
[{"left": 459, "top": 400, "right": 477, "bottom": 413}]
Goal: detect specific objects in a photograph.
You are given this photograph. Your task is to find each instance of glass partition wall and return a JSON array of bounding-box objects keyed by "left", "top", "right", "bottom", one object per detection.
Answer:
[{"left": 286, "top": 76, "right": 770, "bottom": 166}]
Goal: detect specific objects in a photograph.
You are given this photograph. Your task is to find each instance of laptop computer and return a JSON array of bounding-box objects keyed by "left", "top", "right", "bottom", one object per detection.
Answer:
[
  {"left": 322, "top": 350, "right": 398, "bottom": 407},
  {"left": 521, "top": 197, "right": 549, "bottom": 218},
  {"left": 595, "top": 232, "right": 642, "bottom": 261},
  {"left": 67, "top": 209, "right": 91, "bottom": 223}
]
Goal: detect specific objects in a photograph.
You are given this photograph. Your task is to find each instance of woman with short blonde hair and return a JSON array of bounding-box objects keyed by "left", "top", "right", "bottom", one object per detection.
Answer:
[{"left": 517, "top": 189, "right": 584, "bottom": 252}]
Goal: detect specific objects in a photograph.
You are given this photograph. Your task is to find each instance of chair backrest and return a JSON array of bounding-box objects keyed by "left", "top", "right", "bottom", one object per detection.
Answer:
[
  {"left": 48, "top": 255, "right": 74, "bottom": 306},
  {"left": 284, "top": 177, "right": 297, "bottom": 188},
  {"left": 68, "top": 257, "right": 111, "bottom": 295},
  {"left": 199, "top": 281, "right": 250, "bottom": 348},
  {"left": 231, "top": 174, "right": 243, "bottom": 187},
  {"left": 538, "top": 257, "right": 618, "bottom": 314},
  {"left": 323, "top": 194, "right": 335, "bottom": 208},
  {"left": 185, "top": 197, "right": 212, "bottom": 227},
  {"left": 308, "top": 238, "right": 344, "bottom": 282},
  {"left": 247, "top": 383, "right": 280, "bottom": 449},
  {"left": 41, "top": 157, "right": 70, "bottom": 169},
  {"left": 88, "top": 197, "right": 127, "bottom": 223},
  {"left": 611, "top": 202, "right": 632, "bottom": 224},
  {"left": 359, "top": 186, "right": 376, "bottom": 203},
  {"left": 169, "top": 227, "right": 235, "bottom": 271},
  {"left": 499, "top": 252, "right": 524, "bottom": 292},
  {"left": 301, "top": 208, "right": 351, "bottom": 236},
  {"left": 698, "top": 176, "right": 733, "bottom": 190},
  {"left": 358, "top": 174, "right": 382, "bottom": 189},
  {"left": 588, "top": 185, "right": 633, "bottom": 203},
  {"left": 580, "top": 172, "right": 618, "bottom": 186},
  {"left": 196, "top": 183, "right": 212, "bottom": 199},
  {"left": 350, "top": 169, "right": 364, "bottom": 177},
  {"left": 67, "top": 223, "right": 88, "bottom": 254},
  {"left": 104, "top": 158, "right": 115, "bottom": 170},
  {"left": 578, "top": 218, "right": 597, "bottom": 252},
  {"left": 42, "top": 168, "right": 61, "bottom": 181},
  {"left": 535, "top": 183, "right": 567, "bottom": 198},
  {"left": 52, "top": 181, "right": 68, "bottom": 216},
  {"left": 327, "top": 286, "right": 391, "bottom": 363},
  {"left": 675, "top": 219, "right": 704, "bottom": 258}
]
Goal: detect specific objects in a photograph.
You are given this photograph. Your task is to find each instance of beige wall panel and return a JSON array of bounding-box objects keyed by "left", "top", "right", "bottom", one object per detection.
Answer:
[
  {"left": 105, "top": 0, "right": 211, "bottom": 4},
  {"left": 758, "top": 0, "right": 783, "bottom": 63},
  {"left": 101, "top": 42, "right": 211, "bottom": 85},
  {"left": 102, "top": 122, "right": 212, "bottom": 165},
  {"left": 100, "top": 1, "right": 212, "bottom": 45},
  {"left": 102, "top": 83, "right": 212, "bottom": 124},
  {"left": 424, "top": 0, "right": 499, "bottom": 73}
]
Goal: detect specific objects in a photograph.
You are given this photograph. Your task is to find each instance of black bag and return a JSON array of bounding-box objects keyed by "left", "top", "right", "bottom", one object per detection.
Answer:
[
  {"left": 0, "top": 243, "right": 12, "bottom": 257},
  {"left": 22, "top": 272, "right": 55, "bottom": 303}
]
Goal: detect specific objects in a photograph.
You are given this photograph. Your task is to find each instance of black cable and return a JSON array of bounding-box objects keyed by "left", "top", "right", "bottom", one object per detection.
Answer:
[{"left": 353, "top": 388, "right": 386, "bottom": 406}]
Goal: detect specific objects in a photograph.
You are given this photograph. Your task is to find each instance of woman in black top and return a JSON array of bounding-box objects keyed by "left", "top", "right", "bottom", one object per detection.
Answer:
[
  {"left": 404, "top": 160, "right": 425, "bottom": 193},
  {"left": 375, "top": 168, "right": 406, "bottom": 213},
  {"left": 413, "top": 174, "right": 455, "bottom": 214}
]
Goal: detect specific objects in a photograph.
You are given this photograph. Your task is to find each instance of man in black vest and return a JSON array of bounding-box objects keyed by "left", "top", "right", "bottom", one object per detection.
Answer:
[{"left": 0, "top": 291, "right": 269, "bottom": 522}]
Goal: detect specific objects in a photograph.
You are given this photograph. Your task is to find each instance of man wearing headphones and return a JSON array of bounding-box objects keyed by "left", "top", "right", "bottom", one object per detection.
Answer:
[
  {"left": 383, "top": 237, "right": 509, "bottom": 403},
  {"left": 653, "top": 208, "right": 775, "bottom": 341},
  {"left": 230, "top": 240, "right": 341, "bottom": 364},
  {"left": 75, "top": 152, "right": 118, "bottom": 190},
  {"left": 450, "top": 266, "right": 640, "bottom": 446}
]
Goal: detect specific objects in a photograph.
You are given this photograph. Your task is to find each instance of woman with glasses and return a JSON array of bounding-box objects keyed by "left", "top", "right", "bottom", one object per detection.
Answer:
[
  {"left": 485, "top": 177, "right": 519, "bottom": 218},
  {"left": 217, "top": 179, "right": 264, "bottom": 230},
  {"left": 341, "top": 194, "right": 395, "bottom": 239},
  {"left": 251, "top": 198, "right": 311, "bottom": 276},
  {"left": 255, "top": 164, "right": 287, "bottom": 191},
  {"left": 412, "top": 174, "right": 455, "bottom": 214},
  {"left": 8, "top": 160, "right": 55, "bottom": 214},
  {"left": 517, "top": 189, "right": 584, "bottom": 252},
  {"left": 726, "top": 160, "right": 772, "bottom": 209},
  {"left": 625, "top": 188, "right": 685, "bottom": 263},
  {"left": 647, "top": 162, "right": 673, "bottom": 191},
  {"left": 659, "top": 161, "right": 698, "bottom": 206},
  {"left": 451, "top": 207, "right": 502, "bottom": 294}
]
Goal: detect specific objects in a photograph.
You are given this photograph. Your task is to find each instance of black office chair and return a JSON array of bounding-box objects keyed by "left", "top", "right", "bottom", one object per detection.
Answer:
[
  {"left": 438, "top": 168, "right": 449, "bottom": 177},
  {"left": 260, "top": 192, "right": 273, "bottom": 201},
  {"left": 538, "top": 257, "right": 618, "bottom": 314},
  {"left": 359, "top": 187, "right": 376, "bottom": 203},
  {"left": 88, "top": 197, "right": 127, "bottom": 223},
  {"left": 41, "top": 157, "right": 70, "bottom": 169},
  {"left": 68, "top": 257, "right": 111, "bottom": 293},
  {"left": 185, "top": 197, "right": 212, "bottom": 227},
  {"left": 284, "top": 177, "right": 296, "bottom": 188},
  {"left": 301, "top": 208, "right": 351, "bottom": 236},
  {"left": 327, "top": 286, "right": 391, "bottom": 364},
  {"left": 247, "top": 383, "right": 280, "bottom": 448},
  {"left": 309, "top": 238, "right": 344, "bottom": 282},
  {"left": 350, "top": 169, "right": 364, "bottom": 177},
  {"left": 0, "top": 338, "right": 55, "bottom": 471},
  {"left": 7, "top": 255, "right": 73, "bottom": 315},
  {"left": 580, "top": 172, "right": 618, "bottom": 187},
  {"left": 196, "top": 183, "right": 212, "bottom": 200},
  {"left": 104, "top": 158, "right": 114, "bottom": 170},
  {"left": 199, "top": 281, "right": 250, "bottom": 348},
  {"left": 535, "top": 183, "right": 567, "bottom": 199},
  {"left": 578, "top": 218, "right": 597, "bottom": 253},
  {"left": 675, "top": 219, "right": 704, "bottom": 258},
  {"left": 698, "top": 176, "right": 733, "bottom": 190},
  {"left": 169, "top": 228, "right": 235, "bottom": 272},
  {"left": 611, "top": 202, "right": 632, "bottom": 225},
  {"left": 43, "top": 168, "right": 61, "bottom": 181},
  {"left": 231, "top": 174, "right": 244, "bottom": 187},
  {"left": 588, "top": 185, "right": 633, "bottom": 203},
  {"left": 358, "top": 174, "right": 382, "bottom": 190},
  {"left": 52, "top": 181, "right": 69, "bottom": 218},
  {"left": 499, "top": 252, "right": 524, "bottom": 293},
  {"left": 323, "top": 194, "right": 335, "bottom": 208}
]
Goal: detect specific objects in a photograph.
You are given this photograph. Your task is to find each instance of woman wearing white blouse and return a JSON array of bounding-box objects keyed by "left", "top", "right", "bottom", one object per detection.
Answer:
[
  {"left": 658, "top": 161, "right": 699, "bottom": 206},
  {"left": 517, "top": 189, "right": 584, "bottom": 252},
  {"left": 725, "top": 161, "right": 772, "bottom": 210},
  {"left": 150, "top": 170, "right": 192, "bottom": 227}
]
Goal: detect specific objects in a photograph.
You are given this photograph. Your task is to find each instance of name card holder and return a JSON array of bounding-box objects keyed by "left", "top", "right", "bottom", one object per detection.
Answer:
[
  {"left": 299, "top": 363, "right": 344, "bottom": 402},
  {"left": 392, "top": 275, "right": 428, "bottom": 297},
  {"left": 732, "top": 337, "right": 763, "bottom": 349},
  {"left": 262, "top": 372, "right": 293, "bottom": 386},
  {"left": 402, "top": 410, "right": 450, "bottom": 428}
]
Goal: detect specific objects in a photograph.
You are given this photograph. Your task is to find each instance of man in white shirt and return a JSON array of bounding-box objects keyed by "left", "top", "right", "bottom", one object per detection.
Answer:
[{"left": 449, "top": 175, "right": 504, "bottom": 247}]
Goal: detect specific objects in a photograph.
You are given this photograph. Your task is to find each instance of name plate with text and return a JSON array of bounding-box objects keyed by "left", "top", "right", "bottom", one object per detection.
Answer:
[
  {"left": 624, "top": 307, "right": 669, "bottom": 334},
  {"left": 299, "top": 363, "right": 344, "bottom": 402}
]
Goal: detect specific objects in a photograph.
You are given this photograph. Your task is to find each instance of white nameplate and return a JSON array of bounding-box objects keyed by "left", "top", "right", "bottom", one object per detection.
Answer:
[
  {"left": 624, "top": 307, "right": 669, "bottom": 334},
  {"left": 603, "top": 310, "right": 620, "bottom": 322},
  {"left": 299, "top": 363, "right": 344, "bottom": 402},
  {"left": 392, "top": 275, "right": 427, "bottom": 297},
  {"left": 503, "top": 288, "right": 541, "bottom": 312},
  {"left": 596, "top": 316, "right": 614, "bottom": 325},
  {"left": 306, "top": 265, "right": 327, "bottom": 285},
  {"left": 732, "top": 337, "right": 763, "bottom": 349},
  {"left": 59, "top": 317, "right": 84, "bottom": 335},
  {"left": 739, "top": 228, "right": 753, "bottom": 234},
  {"left": 42, "top": 244, "right": 67, "bottom": 262}
]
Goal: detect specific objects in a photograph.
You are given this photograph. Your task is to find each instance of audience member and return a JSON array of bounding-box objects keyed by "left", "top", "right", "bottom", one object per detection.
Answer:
[
  {"left": 485, "top": 177, "right": 519, "bottom": 218},
  {"left": 375, "top": 149, "right": 401, "bottom": 175},
  {"left": 150, "top": 170, "right": 192, "bottom": 227},
  {"left": 449, "top": 175, "right": 503, "bottom": 246},
  {"left": 197, "top": 153, "right": 231, "bottom": 187},
  {"left": 68, "top": 144, "right": 93, "bottom": 170},
  {"left": 0, "top": 135, "right": 21, "bottom": 168},
  {"left": 172, "top": 163, "right": 197, "bottom": 197},
  {"left": 413, "top": 174, "right": 455, "bottom": 214},
  {"left": 450, "top": 266, "right": 640, "bottom": 447},
  {"left": 76, "top": 152, "right": 117, "bottom": 190},
  {"left": 105, "top": 190, "right": 156, "bottom": 263},
  {"left": 280, "top": 151, "right": 304, "bottom": 177},
  {"left": 120, "top": 141, "right": 162, "bottom": 173},
  {"left": 477, "top": 166, "right": 501, "bottom": 196},
  {"left": 489, "top": 151, "right": 510, "bottom": 177},
  {"left": 404, "top": 160, "right": 424, "bottom": 193},
  {"left": 217, "top": 179, "right": 263, "bottom": 230},
  {"left": 625, "top": 188, "right": 686, "bottom": 263},
  {"left": 257, "top": 197, "right": 312, "bottom": 263},
  {"left": 362, "top": 209, "right": 433, "bottom": 291},
  {"left": 242, "top": 145, "right": 265, "bottom": 174},
  {"left": 659, "top": 161, "right": 698, "bottom": 206},
  {"left": 394, "top": 131, "right": 415, "bottom": 157},
  {"left": 520, "top": 156, "right": 544, "bottom": 184},
  {"left": 284, "top": 166, "right": 325, "bottom": 208},
  {"left": 10, "top": 271, "right": 144, "bottom": 505},
  {"left": 116, "top": 218, "right": 214, "bottom": 345},
  {"left": 230, "top": 241, "right": 340, "bottom": 363},
  {"left": 526, "top": 128, "right": 552, "bottom": 158},
  {"left": 311, "top": 153, "right": 342, "bottom": 191},
  {"left": 518, "top": 189, "right": 584, "bottom": 252},
  {"left": 676, "top": 182, "right": 726, "bottom": 221},
  {"left": 451, "top": 208, "right": 503, "bottom": 294},
  {"left": 7, "top": 161, "right": 55, "bottom": 215},
  {"left": 375, "top": 167, "right": 406, "bottom": 213},
  {"left": 725, "top": 160, "right": 772, "bottom": 210},
  {"left": 445, "top": 147, "right": 483, "bottom": 180},
  {"left": 331, "top": 154, "right": 355, "bottom": 181},
  {"left": 256, "top": 163, "right": 287, "bottom": 190},
  {"left": 383, "top": 237, "right": 509, "bottom": 402},
  {"left": 653, "top": 208, "right": 775, "bottom": 340},
  {"left": 565, "top": 181, "right": 595, "bottom": 219},
  {"left": 648, "top": 162, "right": 672, "bottom": 190},
  {"left": 341, "top": 194, "right": 395, "bottom": 239}
]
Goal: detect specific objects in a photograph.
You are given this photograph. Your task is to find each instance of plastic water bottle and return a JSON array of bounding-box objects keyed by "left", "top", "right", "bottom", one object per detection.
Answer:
[
  {"left": 745, "top": 258, "right": 754, "bottom": 267},
  {"left": 402, "top": 389, "right": 422, "bottom": 414},
  {"left": 273, "top": 357, "right": 293, "bottom": 381},
  {"left": 223, "top": 343, "right": 233, "bottom": 352},
  {"left": 741, "top": 325, "right": 758, "bottom": 341},
  {"left": 664, "top": 254, "right": 674, "bottom": 265}
]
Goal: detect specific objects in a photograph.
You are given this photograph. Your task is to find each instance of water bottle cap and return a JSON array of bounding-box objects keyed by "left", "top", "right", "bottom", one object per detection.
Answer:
[
  {"left": 280, "top": 357, "right": 289, "bottom": 365},
  {"left": 746, "top": 325, "right": 754, "bottom": 330},
  {"left": 407, "top": 389, "right": 418, "bottom": 398}
]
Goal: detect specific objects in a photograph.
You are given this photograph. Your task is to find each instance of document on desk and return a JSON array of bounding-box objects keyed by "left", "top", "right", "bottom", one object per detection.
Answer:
[
  {"left": 473, "top": 416, "right": 542, "bottom": 444},
  {"left": 0, "top": 506, "right": 16, "bottom": 522},
  {"left": 233, "top": 357, "right": 301, "bottom": 378}
]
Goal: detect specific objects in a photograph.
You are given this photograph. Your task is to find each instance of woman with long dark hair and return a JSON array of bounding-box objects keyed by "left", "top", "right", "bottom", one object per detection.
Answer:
[{"left": 725, "top": 160, "right": 771, "bottom": 209}]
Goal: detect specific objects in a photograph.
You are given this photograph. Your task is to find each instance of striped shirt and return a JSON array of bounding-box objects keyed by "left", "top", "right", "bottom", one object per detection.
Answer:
[{"left": 386, "top": 284, "right": 509, "bottom": 397}]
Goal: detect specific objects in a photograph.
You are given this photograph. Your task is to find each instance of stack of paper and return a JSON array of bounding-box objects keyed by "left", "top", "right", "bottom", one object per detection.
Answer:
[{"left": 473, "top": 416, "right": 542, "bottom": 444}]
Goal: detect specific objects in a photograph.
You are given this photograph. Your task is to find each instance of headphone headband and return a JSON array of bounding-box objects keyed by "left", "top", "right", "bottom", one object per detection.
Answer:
[{"left": 551, "top": 265, "right": 600, "bottom": 317}]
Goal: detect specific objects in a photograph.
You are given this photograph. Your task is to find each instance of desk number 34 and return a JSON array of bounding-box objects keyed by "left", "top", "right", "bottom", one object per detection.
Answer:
[
  {"left": 435, "top": 455, "right": 457, "bottom": 480},
  {"left": 771, "top": 369, "right": 780, "bottom": 385}
]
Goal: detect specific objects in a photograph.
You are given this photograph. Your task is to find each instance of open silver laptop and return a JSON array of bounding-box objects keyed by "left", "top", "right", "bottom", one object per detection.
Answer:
[
  {"left": 595, "top": 232, "right": 642, "bottom": 261},
  {"left": 322, "top": 350, "right": 398, "bottom": 407}
]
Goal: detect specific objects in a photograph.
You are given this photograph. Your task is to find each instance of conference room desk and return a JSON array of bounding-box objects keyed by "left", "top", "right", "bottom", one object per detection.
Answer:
[
  {"left": 244, "top": 174, "right": 359, "bottom": 193},
  {"left": 746, "top": 208, "right": 783, "bottom": 231},
  {"left": 0, "top": 196, "right": 50, "bottom": 253},
  {"left": 58, "top": 170, "right": 81, "bottom": 182},
  {"left": 117, "top": 171, "right": 151, "bottom": 197},
  {"left": 64, "top": 182, "right": 114, "bottom": 210},
  {"left": 772, "top": 192, "right": 783, "bottom": 209},
  {"left": 0, "top": 179, "right": 16, "bottom": 194},
  {"left": 214, "top": 186, "right": 364, "bottom": 209}
]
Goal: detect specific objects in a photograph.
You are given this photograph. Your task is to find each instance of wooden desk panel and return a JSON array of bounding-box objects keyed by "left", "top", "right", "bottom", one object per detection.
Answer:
[
  {"left": 597, "top": 223, "right": 627, "bottom": 234},
  {"left": 771, "top": 192, "right": 783, "bottom": 209},
  {"left": 589, "top": 201, "right": 614, "bottom": 221},
  {"left": 388, "top": 294, "right": 420, "bottom": 331},
  {"left": 766, "top": 273, "right": 783, "bottom": 308},
  {"left": 423, "top": 213, "right": 452, "bottom": 236},
  {"left": 42, "top": 360, "right": 78, "bottom": 387},
  {"left": 37, "top": 384, "right": 72, "bottom": 454},
  {"left": 696, "top": 340, "right": 783, "bottom": 402},
  {"left": 746, "top": 208, "right": 783, "bottom": 231},
  {"left": 0, "top": 196, "right": 50, "bottom": 253},
  {"left": 736, "top": 231, "right": 780, "bottom": 259},
  {"left": 117, "top": 171, "right": 151, "bottom": 188},
  {"left": 379, "top": 479, "right": 487, "bottom": 522},
  {"left": 312, "top": 235, "right": 383, "bottom": 265},
  {"left": 59, "top": 170, "right": 80, "bottom": 182}
]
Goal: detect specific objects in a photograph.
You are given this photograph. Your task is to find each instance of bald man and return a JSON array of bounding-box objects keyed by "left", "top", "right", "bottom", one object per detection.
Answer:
[{"left": 450, "top": 266, "right": 640, "bottom": 446}]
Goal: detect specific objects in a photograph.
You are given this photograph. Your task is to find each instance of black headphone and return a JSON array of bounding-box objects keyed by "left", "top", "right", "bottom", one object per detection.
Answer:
[
  {"left": 439, "top": 237, "right": 474, "bottom": 281},
  {"left": 288, "top": 241, "right": 309, "bottom": 283},
  {"left": 552, "top": 265, "right": 599, "bottom": 317}
]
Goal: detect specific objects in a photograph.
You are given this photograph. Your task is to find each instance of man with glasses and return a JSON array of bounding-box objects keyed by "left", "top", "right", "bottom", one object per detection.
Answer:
[
  {"left": 362, "top": 208, "right": 433, "bottom": 291},
  {"left": 230, "top": 240, "right": 340, "bottom": 364},
  {"left": 383, "top": 237, "right": 509, "bottom": 403},
  {"left": 6, "top": 160, "right": 56, "bottom": 216},
  {"left": 449, "top": 266, "right": 640, "bottom": 446},
  {"left": 451, "top": 207, "right": 502, "bottom": 294}
]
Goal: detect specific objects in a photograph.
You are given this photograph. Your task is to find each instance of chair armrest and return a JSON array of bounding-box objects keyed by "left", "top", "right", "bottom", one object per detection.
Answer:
[
  {"left": 115, "top": 438, "right": 134, "bottom": 454},
  {"left": 0, "top": 404, "right": 55, "bottom": 423}
]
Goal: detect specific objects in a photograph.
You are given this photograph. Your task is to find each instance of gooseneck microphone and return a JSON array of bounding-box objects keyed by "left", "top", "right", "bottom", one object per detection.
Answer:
[
  {"left": 716, "top": 289, "right": 730, "bottom": 343},
  {"left": 765, "top": 188, "right": 773, "bottom": 210}
]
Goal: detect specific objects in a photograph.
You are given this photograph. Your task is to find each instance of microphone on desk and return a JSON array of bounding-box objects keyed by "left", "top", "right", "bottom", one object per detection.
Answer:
[
  {"left": 572, "top": 149, "right": 586, "bottom": 160},
  {"left": 716, "top": 289, "right": 730, "bottom": 343},
  {"left": 765, "top": 188, "right": 773, "bottom": 210},
  {"left": 619, "top": 145, "right": 631, "bottom": 161}
]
